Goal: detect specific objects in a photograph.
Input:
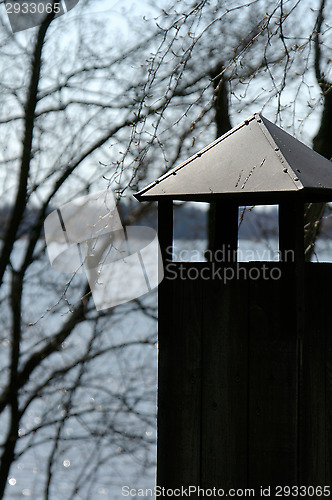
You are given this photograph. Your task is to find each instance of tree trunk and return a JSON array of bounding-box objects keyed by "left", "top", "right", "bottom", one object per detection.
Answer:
[
  {"left": 207, "top": 65, "right": 232, "bottom": 256},
  {"left": 304, "top": 88, "right": 332, "bottom": 261}
]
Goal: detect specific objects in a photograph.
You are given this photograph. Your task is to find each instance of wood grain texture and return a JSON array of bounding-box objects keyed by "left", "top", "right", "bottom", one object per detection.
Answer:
[
  {"left": 157, "top": 272, "right": 202, "bottom": 494},
  {"left": 200, "top": 275, "right": 249, "bottom": 489},
  {"left": 157, "top": 262, "right": 332, "bottom": 494},
  {"left": 248, "top": 269, "right": 298, "bottom": 491}
]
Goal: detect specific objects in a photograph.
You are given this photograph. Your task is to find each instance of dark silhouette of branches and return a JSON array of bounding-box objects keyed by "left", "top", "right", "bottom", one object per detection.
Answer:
[{"left": 0, "top": 0, "right": 332, "bottom": 497}]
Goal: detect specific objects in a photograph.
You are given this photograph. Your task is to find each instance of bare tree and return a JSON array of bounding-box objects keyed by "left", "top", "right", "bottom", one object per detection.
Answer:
[
  {"left": 0, "top": 2, "right": 164, "bottom": 497},
  {"left": 0, "top": 0, "right": 331, "bottom": 497}
]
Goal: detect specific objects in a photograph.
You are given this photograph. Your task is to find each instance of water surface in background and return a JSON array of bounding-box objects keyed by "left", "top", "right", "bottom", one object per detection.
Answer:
[{"left": 2, "top": 237, "right": 332, "bottom": 499}]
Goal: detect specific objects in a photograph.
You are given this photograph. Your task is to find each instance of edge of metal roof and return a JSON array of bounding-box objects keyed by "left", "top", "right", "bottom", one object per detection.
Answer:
[
  {"left": 134, "top": 114, "right": 258, "bottom": 200},
  {"left": 134, "top": 113, "right": 329, "bottom": 201}
]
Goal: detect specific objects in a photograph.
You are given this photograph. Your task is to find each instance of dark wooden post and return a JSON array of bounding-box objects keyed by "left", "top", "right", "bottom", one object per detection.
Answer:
[
  {"left": 157, "top": 200, "right": 173, "bottom": 266},
  {"left": 209, "top": 201, "right": 238, "bottom": 262},
  {"left": 157, "top": 200, "right": 186, "bottom": 489},
  {"left": 280, "top": 200, "right": 331, "bottom": 487},
  {"left": 279, "top": 199, "right": 304, "bottom": 486},
  {"left": 279, "top": 199, "right": 304, "bottom": 265}
]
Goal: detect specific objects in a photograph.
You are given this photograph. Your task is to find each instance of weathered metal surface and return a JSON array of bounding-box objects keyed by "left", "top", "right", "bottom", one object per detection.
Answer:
[
  {"left": 135, "top": 114, "right": 332, "bottom": 202},
  {"left": 260, "top": 115, "right": 332, "bottom": 190}
]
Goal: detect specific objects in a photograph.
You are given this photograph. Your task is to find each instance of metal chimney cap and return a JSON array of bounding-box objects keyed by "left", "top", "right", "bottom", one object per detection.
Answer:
[{"left": 135, "top": 113, "right": 332, "bottom": 203}]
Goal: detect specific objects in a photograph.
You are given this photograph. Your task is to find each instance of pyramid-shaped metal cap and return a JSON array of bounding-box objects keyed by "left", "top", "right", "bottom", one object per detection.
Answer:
[{"left": 135, "top": 113, "right": 332, "bottom": 203}]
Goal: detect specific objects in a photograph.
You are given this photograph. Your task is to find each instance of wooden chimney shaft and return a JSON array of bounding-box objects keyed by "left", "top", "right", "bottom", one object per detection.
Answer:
[{"left": 135, "top": 114, "right": 332, "bottom": 495}]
